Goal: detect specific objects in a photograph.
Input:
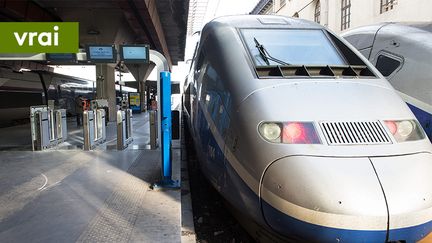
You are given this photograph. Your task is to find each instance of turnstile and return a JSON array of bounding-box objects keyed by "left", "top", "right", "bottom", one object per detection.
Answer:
[
  {"left": 83, "top": 109, "right": 106, "bottom": 150},
  {"left": 30, "top": 106, "right": 68, "bottom": 151},
  {"left": 117, "top": 109, "right": 133, "bottom": 150}
]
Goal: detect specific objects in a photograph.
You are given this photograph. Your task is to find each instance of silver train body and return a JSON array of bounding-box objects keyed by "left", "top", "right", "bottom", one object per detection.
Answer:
[
  {"left": 183, "top": 15, "right": 432, "bottom": 242},
  {"left": 0, "top": 67, "right": 94, "bottom": 126},
  {"left": 342, "top": 22, "right": 432, "bottom": 141},
  {"left": 0, "top": 67, "right": 130, "bottom": 126}
]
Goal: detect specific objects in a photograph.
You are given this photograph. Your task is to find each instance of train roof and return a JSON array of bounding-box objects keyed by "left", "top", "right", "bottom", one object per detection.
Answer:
[
  {"left": 342, "top": 22, "right": 432, "bottom": 50},
  {"left": 343, "top": 22, "right": 432, "bottom": 35},
  {"left": 402, "top": 22, "right": 432, "bottom": 33},
  {"left": 206, "top": 15, "right": 322, "bottom": 30}
]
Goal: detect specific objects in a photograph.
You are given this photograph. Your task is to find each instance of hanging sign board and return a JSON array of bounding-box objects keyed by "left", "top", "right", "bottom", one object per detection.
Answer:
[
  {"left": 120, "top": 44, "right": 149, "bottom": 64},
  {"left": 86, "top": 45, "right": 116, "bottom": 63}
]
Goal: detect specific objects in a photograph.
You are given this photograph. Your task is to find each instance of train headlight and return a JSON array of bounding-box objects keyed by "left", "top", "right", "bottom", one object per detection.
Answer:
[
  {"left": 384, "top": 120, "right": 425, "bottom": 142},
  {"left": 260, "top": 123, "right": 281, "bottom": 141},
  {"left": 397, "top": 120, "right": 414, "bottom": 137},
  {"left": 259, "top": 122, "right": 321, "bottom": 144}
]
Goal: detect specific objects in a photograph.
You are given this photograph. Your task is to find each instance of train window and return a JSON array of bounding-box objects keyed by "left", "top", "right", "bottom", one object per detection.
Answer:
[
  {"left": 201, "top": 65, "right": 231, "bottom": 135},
  {"left": 241, "top": 29, "right": 346, "bottom": 66},
  {"left": 375, "top": 54, "right": 401, "bottom": 77}
]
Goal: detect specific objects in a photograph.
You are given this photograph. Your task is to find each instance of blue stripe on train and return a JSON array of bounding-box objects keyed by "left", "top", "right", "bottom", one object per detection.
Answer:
[
  {"left": 407, "top": 103, "right": 432, "bottom": 141},
  {"left": 196, "top": 102, "right": 264, "bottom": 225},
  {"left": 387, "top": 220, "right": 432, "bottom": 243},
  {"left": 262, "top": 200, "right": 387, "bottom": 243},
  {"left": 263, "top": 199, "right": 432, "bottom": 243}
]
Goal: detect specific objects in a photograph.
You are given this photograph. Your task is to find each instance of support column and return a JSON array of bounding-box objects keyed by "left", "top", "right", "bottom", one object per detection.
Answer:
[
  {"left": 96, "top": 65, "right": 105, "bottom": 99},
  {"left": 96, "top": 64, "right": 117, "bottom": 122},
  {"left": 124, "top": 63, "right": 155, "bottom": 113},
  {"left": 139, "top": 80, "right": 146, "bottom": 112}
]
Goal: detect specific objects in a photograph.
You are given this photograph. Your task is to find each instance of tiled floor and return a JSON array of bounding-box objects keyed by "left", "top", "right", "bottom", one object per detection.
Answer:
[{"left": 0, "top": 112, "right": 182, "bottom": 243}]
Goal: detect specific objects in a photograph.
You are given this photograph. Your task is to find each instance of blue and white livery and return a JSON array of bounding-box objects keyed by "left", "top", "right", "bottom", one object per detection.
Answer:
[
  {"left": 183, "top": 16, "right": 432, "bottom": 242},
  {"left": 342, "top": 22, "right": 432, "bottom": 141}
]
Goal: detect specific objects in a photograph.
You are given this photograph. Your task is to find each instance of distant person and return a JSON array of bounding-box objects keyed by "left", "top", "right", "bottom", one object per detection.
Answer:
[
  {"left": 75, "top": 95, "right": 84, "bottom": 126},
  {"left": 151, "top": 99, "right": 157, "bottom": 110}
]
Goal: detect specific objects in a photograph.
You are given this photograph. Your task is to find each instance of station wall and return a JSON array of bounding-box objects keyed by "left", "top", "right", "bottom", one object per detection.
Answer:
[{"left": 260, "top": 0, "right": 432, "bottom": 34}]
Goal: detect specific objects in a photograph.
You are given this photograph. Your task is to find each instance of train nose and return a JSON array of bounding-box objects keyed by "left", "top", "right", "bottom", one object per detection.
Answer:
[
  {"left": 370, "top": 152, "right": 432, "bottom": 242},
  {"left": 260, "top": 154, "right": 432, "bottom": 242},
  {"left": 260, "top": 156, "right": 389, "bottom": 242}
]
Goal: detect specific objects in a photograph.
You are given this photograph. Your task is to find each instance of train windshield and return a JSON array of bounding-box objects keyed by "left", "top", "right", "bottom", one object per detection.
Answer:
[{"left": 241, "top": 29, "right": 346, "bottom": 66}]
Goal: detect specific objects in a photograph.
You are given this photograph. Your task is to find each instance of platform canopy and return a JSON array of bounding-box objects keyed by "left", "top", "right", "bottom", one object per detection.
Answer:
[{"left": 0, "top": 0, "right": 188, "bottom": 70}]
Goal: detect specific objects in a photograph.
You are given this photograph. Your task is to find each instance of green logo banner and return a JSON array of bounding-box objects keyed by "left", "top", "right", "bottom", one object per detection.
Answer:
[{"left": 0, "top": 22, "right": 79, "bottom": 53}]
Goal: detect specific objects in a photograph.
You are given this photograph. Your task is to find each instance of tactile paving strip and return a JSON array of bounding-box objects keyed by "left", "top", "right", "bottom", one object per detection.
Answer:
[{"left": 76, "top": 152, "right": 148, "bottom": 243}]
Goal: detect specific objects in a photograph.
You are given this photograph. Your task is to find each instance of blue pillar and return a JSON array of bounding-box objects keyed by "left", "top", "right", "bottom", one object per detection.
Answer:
[
  {"left": 153, "top": 71, "right": 179, "bottom": 190},
  {"left": 161, "top": 71, "right": 172, "bottom": 180}
]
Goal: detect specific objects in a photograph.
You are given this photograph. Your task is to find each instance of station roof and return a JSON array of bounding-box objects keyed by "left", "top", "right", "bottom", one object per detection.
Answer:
[{"left": 0, "top": 0, "right": 188, "bottom": 66}]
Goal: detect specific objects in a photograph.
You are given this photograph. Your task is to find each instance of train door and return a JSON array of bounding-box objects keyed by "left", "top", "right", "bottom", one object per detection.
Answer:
[{"left": 199, "top": 63, "right": 231, "bottom": 190}]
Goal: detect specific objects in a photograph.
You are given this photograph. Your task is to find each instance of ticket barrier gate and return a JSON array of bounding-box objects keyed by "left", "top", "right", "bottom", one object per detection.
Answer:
[
  {"left": 117, "top": 109, "right": 133, "bottom": 150},
  {"left": 90, "top": 99, "right": 109, "bottom": 125},
  {"left": 30, "top": 106, "right": 67, "bottom": 151},
  {"left": 83, "top": 109, "right": 106, "bottom": 150}
]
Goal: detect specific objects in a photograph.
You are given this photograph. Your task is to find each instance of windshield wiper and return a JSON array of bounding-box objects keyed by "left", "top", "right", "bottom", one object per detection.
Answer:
[{"left": 253, "top": 37, "right": 290, "bottom": 66}]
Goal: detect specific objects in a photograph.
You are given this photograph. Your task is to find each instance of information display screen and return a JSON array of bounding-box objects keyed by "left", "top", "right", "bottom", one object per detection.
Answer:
[
  {"left": 120, "top": 45, "right": 149, "bottom": 63},
  {"left": 46, "top": 53, "right": 76, "bottom": 63},
  {"left": 86, "top": 45, "right": 116, "bottom": 63}
]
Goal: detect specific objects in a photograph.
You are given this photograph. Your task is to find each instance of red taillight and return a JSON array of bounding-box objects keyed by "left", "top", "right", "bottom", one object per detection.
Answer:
[
  {"left": 282, "top": 122, "right": 320, "bottom": 144},
  {"left": 385, "top": 121, "right": 397, "bottom": 135},
  {"left": 283, "top": 122, "right": 305, "bottom": 143}
]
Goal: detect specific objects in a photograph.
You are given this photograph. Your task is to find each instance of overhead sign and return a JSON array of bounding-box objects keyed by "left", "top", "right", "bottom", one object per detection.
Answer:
[
  {"left": 120, "top": 44, "right": 149, "bottom": 63},
  {"left": 0, "top": 22, "right": 79, "bottom": 53},
  {"left": 46, "top": 53, "right": 76, "bottom": 64},
  {"left": 86, "top": 45, "right": 116, "bottom": 63}
]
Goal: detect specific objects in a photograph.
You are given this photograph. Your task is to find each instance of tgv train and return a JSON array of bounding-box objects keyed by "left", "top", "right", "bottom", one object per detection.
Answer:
[
  {"left": 183, "top": 15, "right": 432, "bottom": 242},
  {"left": 0, "top": 67, "right": 130, "bottom": 127},
  {"left": 342, "top": 22, "right": 432, "bottom": 141}
]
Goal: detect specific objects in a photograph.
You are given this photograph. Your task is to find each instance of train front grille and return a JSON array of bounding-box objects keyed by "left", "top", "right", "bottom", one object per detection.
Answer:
[{"left": 319, "top": 121, "right": 392, "bottom": 145}]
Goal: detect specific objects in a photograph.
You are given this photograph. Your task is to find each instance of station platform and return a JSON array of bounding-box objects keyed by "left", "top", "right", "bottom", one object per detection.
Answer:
[{"left": 0, "top": 112, "right": 196, "bottom": 243}]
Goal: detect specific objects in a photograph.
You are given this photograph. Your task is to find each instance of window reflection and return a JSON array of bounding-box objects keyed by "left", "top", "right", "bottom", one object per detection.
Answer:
[{"left": 241, "top": 29, "right": 346, "bottom": 66}]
